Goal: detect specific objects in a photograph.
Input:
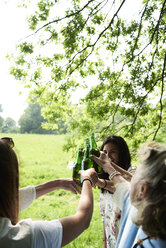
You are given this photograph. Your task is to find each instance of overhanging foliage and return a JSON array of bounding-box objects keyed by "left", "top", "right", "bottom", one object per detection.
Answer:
[{"left": 9, "top": 0, "right": 166, "bottom": 153}]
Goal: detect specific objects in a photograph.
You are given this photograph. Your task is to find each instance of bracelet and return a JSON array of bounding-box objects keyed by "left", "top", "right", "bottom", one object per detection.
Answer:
[
  {"left": 109, "top": 171, "right": 121, "bottom": 181},
  {"left": 82, "top": 177, "right": 93, "bottom": 186},
  {"left": 102, "top": 179, "right": 107, "bottom": 189}
]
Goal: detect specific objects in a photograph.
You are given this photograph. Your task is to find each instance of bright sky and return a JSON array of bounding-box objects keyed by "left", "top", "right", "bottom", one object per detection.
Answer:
[{"left": 0, "top": 0, "right": 30, "bottom": 123}]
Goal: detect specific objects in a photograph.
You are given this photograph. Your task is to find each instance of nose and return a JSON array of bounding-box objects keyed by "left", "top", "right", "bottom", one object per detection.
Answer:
[{"left": 108, "top": 154, "right": 113, "bottom": 160}]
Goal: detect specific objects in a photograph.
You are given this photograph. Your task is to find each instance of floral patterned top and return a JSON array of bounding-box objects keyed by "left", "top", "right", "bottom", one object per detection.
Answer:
[
  {"left": 100, "top": 166, "right": 136, "bottom": 248},
  {"left": 100, "top": 191, "right": 121, "bottom": 248}
]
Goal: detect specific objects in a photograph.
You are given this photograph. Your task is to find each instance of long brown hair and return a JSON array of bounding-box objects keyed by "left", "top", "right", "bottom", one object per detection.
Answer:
[{"left": 0, "top": 141, "right": 19, "bottom": 225}]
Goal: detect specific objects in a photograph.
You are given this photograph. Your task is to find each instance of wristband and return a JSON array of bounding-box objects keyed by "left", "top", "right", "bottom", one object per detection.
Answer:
[
  {"left": 82, "top": 178, "right": 93, "bottom": 186},
  {"left": 109, "top": 171, "right": 121, "bottom": 181},
  {"left": 102, "top": 179, "right": 107, "bottom": 189}
]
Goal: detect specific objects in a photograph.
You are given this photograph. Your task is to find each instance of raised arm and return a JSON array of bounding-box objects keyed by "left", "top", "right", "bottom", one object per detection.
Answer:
[
  {"left": 35, "top": 178, "right": 81, "bottom": 198},
  {"left": 19, "top": 178, "right": 81, "bottom": 211},
  {"left": 92, "top": 152, "right": 130, "bottom": 209},
  {"left": 60, "top": 168, "right": 97, "bottom": 247},
  {"left": 95, "top": 177, "right": 116, "bottom": 193},
  {"left": 91, "top": 152, "right": 127, "bottom": 191},
  {"left": 92, "top": 151, "right": 132, "bottom": 179}
]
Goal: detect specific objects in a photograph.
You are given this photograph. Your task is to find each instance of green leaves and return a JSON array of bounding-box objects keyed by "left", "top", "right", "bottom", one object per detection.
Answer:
[
  {"left": 9, "top": 0, "right": 166, "bottom": 156},
  {"left": 19, "top": 42, "right": 34, "bottom": 54},
  {"left": 10, "top": 67, "right": 28, "bottom": 80},
  {"left": 27, "top": 0, "right": 54, "bottom": 30}
]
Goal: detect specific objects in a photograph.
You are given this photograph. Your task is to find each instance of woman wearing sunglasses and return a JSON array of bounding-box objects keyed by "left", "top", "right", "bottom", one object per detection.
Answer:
[{"left": 0, "top": 138, "right": 97, "bottom": 247}]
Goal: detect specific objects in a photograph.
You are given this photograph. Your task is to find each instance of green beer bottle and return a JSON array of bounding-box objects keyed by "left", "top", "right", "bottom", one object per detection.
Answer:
[
  {"left": 72, "top": 148, "right": 83, "bottom": 181},
  {"left": 90, "top": 132, "right": 103, "bottom": 174},
  {"left": 82, "top": 138, "right": 92, "bottom": 171},
  {"left": 84, "top": 138, "right": 90, "bottom": 148}
]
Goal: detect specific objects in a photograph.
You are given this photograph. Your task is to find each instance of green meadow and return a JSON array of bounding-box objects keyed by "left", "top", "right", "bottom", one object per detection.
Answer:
[{"left": 1, "top": 133, "right": 102, "bottom": 247}]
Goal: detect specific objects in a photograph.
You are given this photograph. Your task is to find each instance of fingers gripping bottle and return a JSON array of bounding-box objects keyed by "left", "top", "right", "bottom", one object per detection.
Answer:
[
  {"left": 90, "top": 133, "right": 103, "bottom": 174},
  {"left": 72, "top": 148, "right": 83, "bottom": 182}
]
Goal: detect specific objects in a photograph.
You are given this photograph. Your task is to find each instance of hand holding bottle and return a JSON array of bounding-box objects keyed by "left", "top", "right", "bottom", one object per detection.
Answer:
[
  {"left": 60, "top": 178, "right": 82, "bottom": 194},
  {"left": 91, "top": 151, "right": 132, "bottom": 179},
  {"left": 91, "top": 151, "right": 115, "bottom": 175},
  {"left": 79, "top": 168, "right": 98, "bottom": 187},
  {"left": 89, "top": 133, "right": 104, "bottom": 174}
]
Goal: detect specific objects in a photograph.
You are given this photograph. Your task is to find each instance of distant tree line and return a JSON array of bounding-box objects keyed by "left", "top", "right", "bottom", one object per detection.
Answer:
[{"left": 0, "top": 103, "right": 67, "bottom": 134}]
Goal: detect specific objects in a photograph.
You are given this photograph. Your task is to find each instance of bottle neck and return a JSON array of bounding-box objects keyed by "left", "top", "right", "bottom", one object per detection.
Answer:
[
  {"left": 83, "top": 146, "right": 90, "bottom": 161},
  {"left": 90, "top": 135, "right": 98, "bottom": 151},
  {"left": 76, "top": 150, "right": 83, "bottom": 164}
]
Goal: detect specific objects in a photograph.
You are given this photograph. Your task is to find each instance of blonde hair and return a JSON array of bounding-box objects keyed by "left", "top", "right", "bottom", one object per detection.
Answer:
[{"left": 134, "top": 142, "right": 166, "bottom": 239}]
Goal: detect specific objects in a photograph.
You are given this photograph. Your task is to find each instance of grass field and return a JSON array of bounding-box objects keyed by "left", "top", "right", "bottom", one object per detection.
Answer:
[{"left": 0, "top": 133, "right": 102, "bottom": 247}]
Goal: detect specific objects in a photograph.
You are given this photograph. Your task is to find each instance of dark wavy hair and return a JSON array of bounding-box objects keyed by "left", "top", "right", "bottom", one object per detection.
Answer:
[
  {"left": 100, "top": 136, "right": 131, "bottom": 186},
  {"left": 0, "top": 141, "right": 19, "bottom": 225},
  {"left": 100, "top": 135, "right": 131, "bottom": 169}
]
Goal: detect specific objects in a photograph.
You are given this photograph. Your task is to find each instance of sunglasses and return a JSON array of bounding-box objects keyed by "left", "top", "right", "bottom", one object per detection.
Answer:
[{"left": 0, "top": 137, "right": 14, "bottom": 148}]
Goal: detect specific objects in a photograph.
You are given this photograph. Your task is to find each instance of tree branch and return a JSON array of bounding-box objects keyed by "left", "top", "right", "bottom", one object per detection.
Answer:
[
  {"left": 65, "top": 0, "right": 127, "bottom": 74},
  {"left": 131, "top": 2, "right": 148, "bottom": 59},
  {"left": 135, "top": 0, "right": 166, "bottom": 57},
  {"left": 35, "top": 0, "right": 96, "bottom": 33},
  {"left": 153, "top": 52, "right": 166, "bottom": 140}
]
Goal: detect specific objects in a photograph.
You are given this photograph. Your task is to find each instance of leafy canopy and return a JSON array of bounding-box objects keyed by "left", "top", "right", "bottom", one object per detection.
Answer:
[{"left": 9, "top": 0, "right": 166, "bottom": 154}]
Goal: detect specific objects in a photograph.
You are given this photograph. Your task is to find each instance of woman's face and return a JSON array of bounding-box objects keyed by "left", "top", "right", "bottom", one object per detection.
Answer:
[
  {"left": 103, "top": 143, "right": 119, "bottom": 165},
  {"left": 130, "top": 164, "right": 144, "bottom": 205}
]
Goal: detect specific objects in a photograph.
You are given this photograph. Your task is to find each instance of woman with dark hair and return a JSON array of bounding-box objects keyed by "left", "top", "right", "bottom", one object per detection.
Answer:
[
  {"left": 0, "top": 138, "right": 97, "bottom": 248},
  {"left": 96, "top": 135, "right": 135, "bottom": 248}
]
